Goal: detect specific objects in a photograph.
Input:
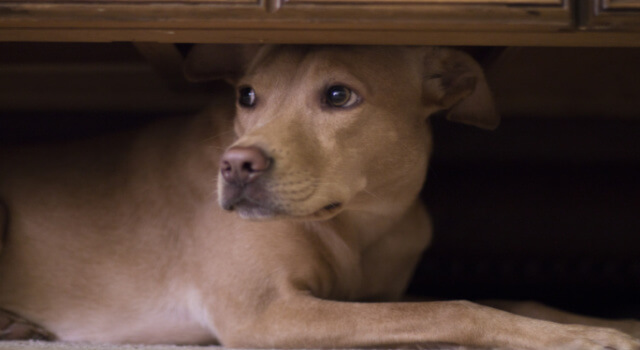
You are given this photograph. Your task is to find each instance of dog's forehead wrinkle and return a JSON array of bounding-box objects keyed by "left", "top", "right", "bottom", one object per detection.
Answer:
[
  {"left": 250, "top": 47, "right": 382, "bottom": 99},
  {"left": 246, "top": 45, "right": 308, "bottom": 76},
  {"left": 244, "top": 47, "right": 311, "bottom": 88}
]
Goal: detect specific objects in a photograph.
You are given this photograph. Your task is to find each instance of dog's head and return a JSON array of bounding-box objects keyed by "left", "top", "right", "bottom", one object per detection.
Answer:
[{"left": 185, "top": 45, "right": 498, "bottom": 220}]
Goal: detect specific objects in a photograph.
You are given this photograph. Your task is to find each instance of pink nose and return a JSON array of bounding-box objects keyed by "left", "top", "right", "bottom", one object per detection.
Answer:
[{"left": 220, "top": 146, "right": 271, "bottom": 185}]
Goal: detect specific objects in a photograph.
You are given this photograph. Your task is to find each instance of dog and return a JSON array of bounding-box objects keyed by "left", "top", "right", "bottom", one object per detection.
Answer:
[{"left": 1, "top": 45, "right": 639, "bottom": 349}]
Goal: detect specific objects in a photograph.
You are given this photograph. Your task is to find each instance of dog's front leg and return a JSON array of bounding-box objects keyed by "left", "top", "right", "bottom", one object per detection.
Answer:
[{"left": 215, "top": 292, "right": 640, "bottom": 350}]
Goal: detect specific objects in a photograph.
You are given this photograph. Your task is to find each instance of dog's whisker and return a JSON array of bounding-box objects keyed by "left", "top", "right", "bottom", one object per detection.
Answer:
[
  {"left": 362, "top": 189, "right": 384, "bottom": 201},
  {"left": 202, "top": 130, "right": 236, "bottom": 143}
]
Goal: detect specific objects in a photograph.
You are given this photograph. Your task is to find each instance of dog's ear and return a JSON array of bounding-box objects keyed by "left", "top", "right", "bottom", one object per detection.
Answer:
[
  {"left": 183, "top": 44, "right": 261, "bottom": 83},
  {"left": 422, "top": 48, "right": 499, "bottom": 130}
]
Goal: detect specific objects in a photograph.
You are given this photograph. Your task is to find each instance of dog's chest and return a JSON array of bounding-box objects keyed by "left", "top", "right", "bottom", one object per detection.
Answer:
[
  {"left": 357, "top": 243, "right": 424, "bottom": 301},
  {"left": 354, "top": 215, "right": 432, "bottom": 301},
  {"left": 323, "top": 233, "right": 427, "bottom": 302},
  {"left": 317, "top": 210, "right": 431, "bottom": 302}
]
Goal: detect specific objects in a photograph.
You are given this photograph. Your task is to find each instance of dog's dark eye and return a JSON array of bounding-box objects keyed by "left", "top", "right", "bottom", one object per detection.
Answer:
[
  {"left": 325, "top": 85, "right": 359, "bottom": 108},
  {"left": 238, "top": 86, "right": 256, "bottom": 108}
]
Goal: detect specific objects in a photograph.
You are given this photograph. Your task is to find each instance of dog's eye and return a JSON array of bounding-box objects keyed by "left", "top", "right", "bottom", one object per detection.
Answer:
[
  {"left": 238, "top": 86, "right": 256, "bottom": 108},
  {"left": 325, "top": 85, "right": 359, "bottom": 108}
]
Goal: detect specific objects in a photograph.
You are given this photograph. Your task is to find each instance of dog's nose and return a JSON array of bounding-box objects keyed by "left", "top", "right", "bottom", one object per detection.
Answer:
[{"left": 220, "top": 146, "right": 271, "bottom": 185}]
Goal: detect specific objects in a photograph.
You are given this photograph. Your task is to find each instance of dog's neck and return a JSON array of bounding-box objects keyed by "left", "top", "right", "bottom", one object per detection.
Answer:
[{"left": 330, "top": 195, "right": 422, "bottom": 250}]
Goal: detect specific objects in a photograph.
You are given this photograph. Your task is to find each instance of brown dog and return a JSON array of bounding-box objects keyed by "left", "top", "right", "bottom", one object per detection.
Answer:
[{"left": 1, "top": 45, "right": 639, "bottom": 349}]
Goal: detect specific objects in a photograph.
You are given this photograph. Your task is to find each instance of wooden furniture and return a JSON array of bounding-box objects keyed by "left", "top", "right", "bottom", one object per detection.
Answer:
[{"left": 0, "top": 0, "right": 639, "bottom": 46}]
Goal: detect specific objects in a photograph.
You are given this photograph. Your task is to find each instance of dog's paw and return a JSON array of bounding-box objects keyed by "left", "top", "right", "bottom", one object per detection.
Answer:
[
  {"left": 611, "top": 319, "right": 640, "bottom": 339},
  {"left": 555, "top": 324, "right": 640, "bottom": 350},
  {"left": 0, "top": 309, "right": 55, "bottom": 341}
]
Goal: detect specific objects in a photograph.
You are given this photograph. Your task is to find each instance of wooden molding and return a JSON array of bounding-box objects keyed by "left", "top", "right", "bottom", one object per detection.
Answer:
[
  {"left": 0, "top": 1, "right": 580, "bottom": 44},
  {"left": 0, "top": 0, "right": 639, "bottom": 44}
]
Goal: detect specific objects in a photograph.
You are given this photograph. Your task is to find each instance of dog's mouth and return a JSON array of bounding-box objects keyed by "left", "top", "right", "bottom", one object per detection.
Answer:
[
  {"left": 227, "top": 200, "right": 344, "bottom": 221},
  {"left": 323, "top": 202, "right": 342, "bottom": 212},
  {"left": 224, "top": 199, "right": 281, "bottom": 220},
  {"left": 317, "top": 202, "right": 343, "bottom": 215},
  {"left": 220, "top": 189, "right": 281, "bottom": 220},
  {"left": 222, "top": 189, "right": 344, "bottom": 221},
  {"left": 300, "top": 202, "right": 343, "bottom": 220},
  {"left": 219, "top": 173, "right": 345, "bottom": 220}
]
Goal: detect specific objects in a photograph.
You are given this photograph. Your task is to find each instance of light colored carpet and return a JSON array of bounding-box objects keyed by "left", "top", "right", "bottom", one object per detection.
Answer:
[
  {"left": 0, "top": 342, "right": 209, "bottom": 350},
  {"left": 0, "top": 341, "right": 492, "bottom": 350}
]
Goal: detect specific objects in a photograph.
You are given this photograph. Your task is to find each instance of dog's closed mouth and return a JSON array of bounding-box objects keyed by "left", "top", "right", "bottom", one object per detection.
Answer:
[
  {"left": 312, "top": 202, "right": 343, "bottom": 218},
  {"left": 224, "top": 198, "right": 283, "bottom": 219},
  {"left": 322, "top": 202, "right": 342, "bottom": 212}
]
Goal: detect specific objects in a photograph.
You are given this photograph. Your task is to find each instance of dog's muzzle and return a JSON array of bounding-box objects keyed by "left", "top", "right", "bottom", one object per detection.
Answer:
[{"left": 219, "top": 145, "right": 344, "bottom": 220}]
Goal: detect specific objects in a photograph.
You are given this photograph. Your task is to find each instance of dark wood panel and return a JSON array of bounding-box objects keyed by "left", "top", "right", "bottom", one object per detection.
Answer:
[
  {"left": 4, "top": 29, "right": 640, "bottom": 47},
  {"left": 3, "top": 0, "right": 257, "bottom": 2},
  {"left": 285, "top": 0, "right": 561, "bottom": 3},
  {"left": 588, "top": 0, "right": 640, "bottom": 30},
  {"left": 0, "top": 1, "right": 570, "bottom": 30},
  {"left": 0, "top": 0, "right": 578, "bottom": 44},
  {"left": 603, "top": 0, "right": 640, "bottom": 9},
  {"left": 274, "top": 2, "right": 570, "bottom": 31},
  {"left": 487, "top": 47, "right": 640, "bottom": 118}
]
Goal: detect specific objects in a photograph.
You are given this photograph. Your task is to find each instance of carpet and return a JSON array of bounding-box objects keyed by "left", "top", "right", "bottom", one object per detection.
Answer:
[{"left": 0, "top": 341, "right": 490, "bottom": 350}]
